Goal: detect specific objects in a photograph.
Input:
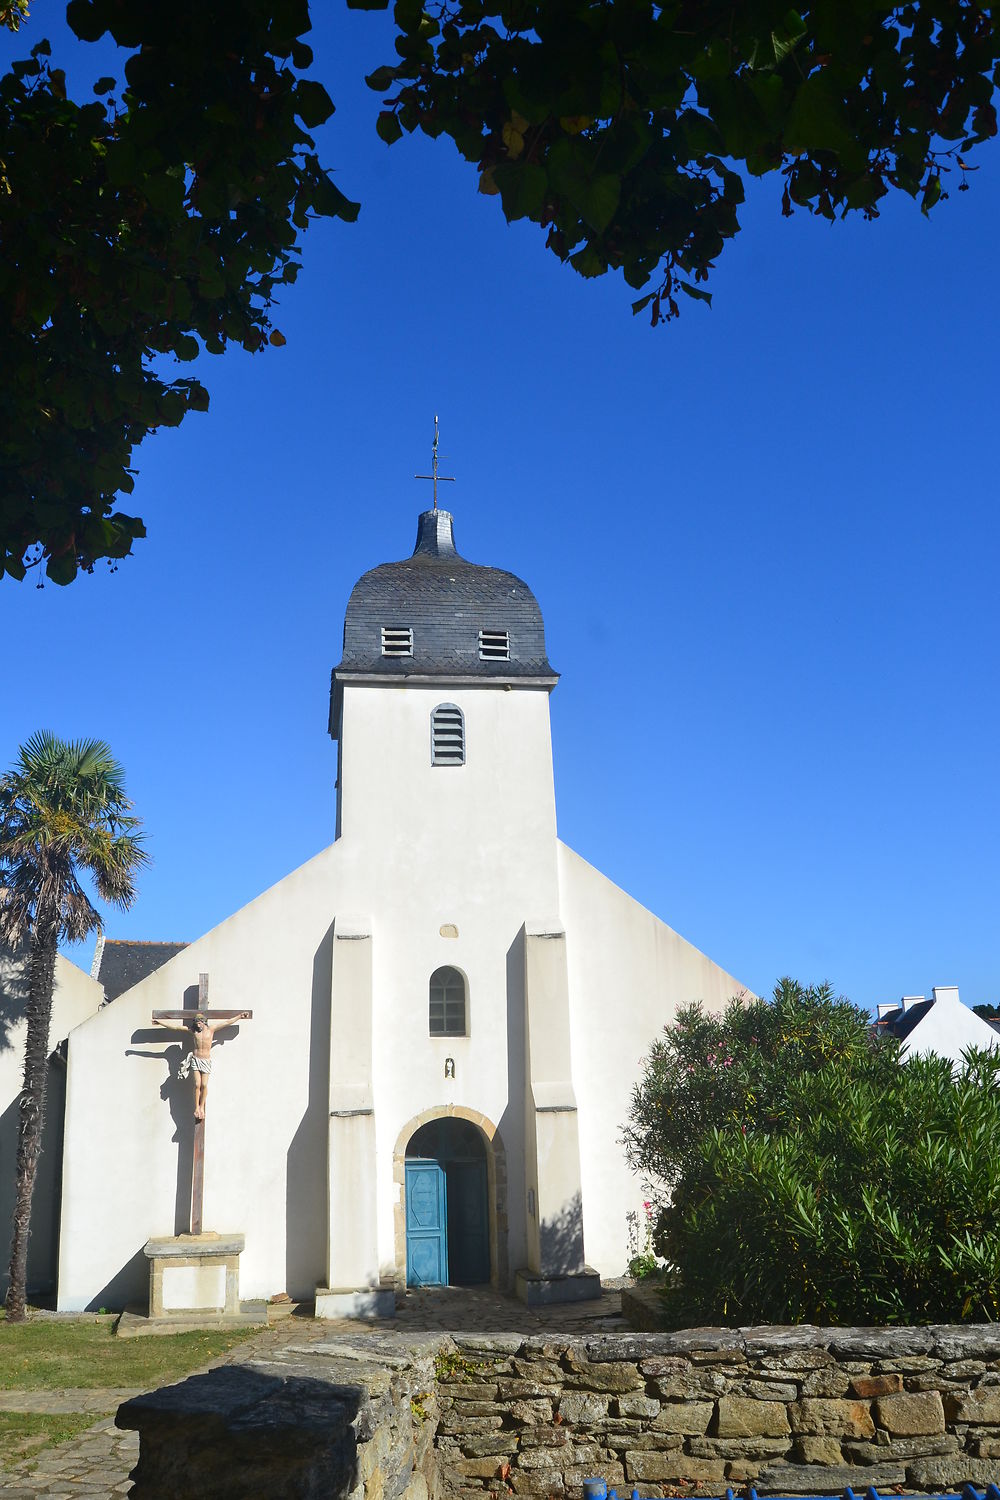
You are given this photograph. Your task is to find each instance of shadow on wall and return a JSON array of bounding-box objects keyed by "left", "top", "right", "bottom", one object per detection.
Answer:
[
  {"left": 0, "top": 953, "right": 28, "bottom": 1055},
  {"left": 539, "top": 1191, "right": 585, "bottom": 1277},
  {"left": 285, "top": 925, "right": 333, "bottom": 1301},
  {"left": 119, "top": 1363, "right": 363, "bottom": 1499},
  {"left": 0, "top": 1054, "right": 68, "bottom": 1301},
  {"left": 499, "top": 928, "right": 527, "bottom": 1289},
  {"left": 86, "top": 1244, "right": 148, "bottom": 1314}
]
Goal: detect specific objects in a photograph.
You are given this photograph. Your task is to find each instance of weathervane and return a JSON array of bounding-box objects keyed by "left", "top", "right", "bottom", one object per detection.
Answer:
[{"left": 415, "top": 414, "right": 456, "bottom": 510}]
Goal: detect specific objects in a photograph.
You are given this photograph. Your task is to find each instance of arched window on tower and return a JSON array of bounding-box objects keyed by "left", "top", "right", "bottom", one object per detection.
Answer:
[
  {"left": 429, "top": 966, "right": 467, "bottom": 1036},
  {"left": 431, "top": 703, "right": 465, "bottom": 766}
]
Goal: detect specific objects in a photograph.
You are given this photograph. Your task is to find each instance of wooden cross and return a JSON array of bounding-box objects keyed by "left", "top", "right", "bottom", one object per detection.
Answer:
[
  {"left": 415, "top": 413, "right": 456, "bottom": 510},
  {"left": 152, "top": 973, "right": 252, "bottom": 1236}
]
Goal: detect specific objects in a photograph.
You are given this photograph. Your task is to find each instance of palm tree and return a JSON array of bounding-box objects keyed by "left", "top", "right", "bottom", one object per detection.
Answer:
[{"left": 1, "top": 732, "right": 146, "bottom": 1322}]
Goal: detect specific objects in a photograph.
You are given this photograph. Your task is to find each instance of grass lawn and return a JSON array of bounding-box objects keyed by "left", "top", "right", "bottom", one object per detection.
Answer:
[
  {"left": 0, "top": 1316, "right": 259, "bottom": 1472},
  {"left": 0, "top": 1315, "right": 258, "bottom": 1390},
  {"left": 0, "top": 1410, "right": 103, "bottom": 1471}
]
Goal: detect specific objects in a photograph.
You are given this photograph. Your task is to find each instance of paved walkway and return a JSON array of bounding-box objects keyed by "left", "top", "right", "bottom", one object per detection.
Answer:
[{"left": 0, "top": 1286, "right": 627, "bottom": 1496}]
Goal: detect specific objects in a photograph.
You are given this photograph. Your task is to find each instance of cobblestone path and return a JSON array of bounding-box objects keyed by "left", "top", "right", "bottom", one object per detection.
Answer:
[{"left": 0, "top": 1286, "right": 625, "bottom": 1496}]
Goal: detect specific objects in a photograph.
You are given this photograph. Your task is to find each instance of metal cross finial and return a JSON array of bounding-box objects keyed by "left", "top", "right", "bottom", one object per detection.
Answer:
[{"left": 415, "top": 414, "right": 456, "bottom": 510}]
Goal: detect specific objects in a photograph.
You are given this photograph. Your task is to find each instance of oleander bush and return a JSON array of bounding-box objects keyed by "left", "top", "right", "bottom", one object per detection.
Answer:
[
  {"left": 625, "top": 981, "right": 1000, "bottom": 1324},
  {"left": 660, "top": 1048, "right": 1000, "bottom": 1325}
]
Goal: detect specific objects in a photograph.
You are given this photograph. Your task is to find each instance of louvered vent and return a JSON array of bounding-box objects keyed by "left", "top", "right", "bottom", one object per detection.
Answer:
[
  {"left": 478, "top": 629, "right": 510, "bottom": 660},
  {"left": 381, "top": 626, "right": 413, "bottom": 657},
  {"left": 431, "top": 703, "right": 465, "bottom": 767}
]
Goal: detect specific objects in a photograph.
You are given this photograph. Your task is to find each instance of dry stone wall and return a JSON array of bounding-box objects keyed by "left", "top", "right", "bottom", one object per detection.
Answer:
[
  {"left": 434, "top": 1328, "right": 1000, "bottom": 1497},
  {"left": 119, "top": 1325, "right": 1000, "bottom": 1498}
]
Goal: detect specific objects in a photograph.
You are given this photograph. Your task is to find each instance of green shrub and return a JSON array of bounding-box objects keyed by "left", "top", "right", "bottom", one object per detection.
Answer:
[
  {"left": 661, "top": 1049, "right": 1000, "bottom": 1325},
  {"left": 623, "top": 979, "right": 899, "bottom": 1195}
]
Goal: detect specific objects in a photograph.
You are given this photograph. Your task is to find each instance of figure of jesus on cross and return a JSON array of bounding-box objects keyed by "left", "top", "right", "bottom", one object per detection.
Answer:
[
  {"left": 151, "top": 975, "right": 252, "bottom": 1235},
  {"left": 152, "top": 974, "right": 251, "bottom": 1121}
]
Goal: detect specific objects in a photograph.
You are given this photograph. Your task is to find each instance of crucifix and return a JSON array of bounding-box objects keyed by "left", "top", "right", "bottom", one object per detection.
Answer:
[
  {"left": 152, "top": 973, "right": 252, "bottom": 1236},
  {"left": 415, "top": 413, "right": 456, "bottom": 510}
]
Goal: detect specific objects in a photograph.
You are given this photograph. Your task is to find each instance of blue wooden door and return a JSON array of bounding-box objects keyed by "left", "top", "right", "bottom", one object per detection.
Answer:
[{"left": 405, "top": 1160, "right": 448, "bottom": 1286}]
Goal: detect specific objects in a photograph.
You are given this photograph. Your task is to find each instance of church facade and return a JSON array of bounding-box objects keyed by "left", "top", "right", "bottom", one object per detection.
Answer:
[{"left": 54, "top": 508, "right": 746, "bottom": 1313}]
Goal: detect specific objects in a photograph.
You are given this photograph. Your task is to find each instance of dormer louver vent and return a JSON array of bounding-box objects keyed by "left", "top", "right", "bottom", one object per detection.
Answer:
[
  {"left": 381, "top": 626, "right": 413, "bottom": 657},
  {"left": 478, "top": 629, "right": 510, "bottom": 661},
  {"left": 431, "top": 703, "right": 465, "bottom": 766}
]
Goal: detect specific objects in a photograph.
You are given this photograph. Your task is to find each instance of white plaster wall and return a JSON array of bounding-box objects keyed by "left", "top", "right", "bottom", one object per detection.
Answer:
[
  {"left": 899, "top": 986, "right": 1000, "bottom": 1065},
  {"left": 57, "top": 848, "right": 349, "bottom": 1310},
  {"left": 557, "top": 842, "right": 750, "bottom": 1278},
  {"left": 337, "top": 682, "right": 562, "bottom": 1284},
  {"left": 1, "top": 952, "right": 103, "bottom": 1297}
]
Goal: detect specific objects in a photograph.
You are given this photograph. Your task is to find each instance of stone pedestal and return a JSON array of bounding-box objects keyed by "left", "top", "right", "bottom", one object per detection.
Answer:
[
  {"left": 514, "top": 1265, "right": 602, "bottom": 1306},
  {"left": 144, "top": 1232, "right": 245, "bottom": 1319},
  {"left": 314, "top": 1284, "right": 395, "bottom": 1319}
]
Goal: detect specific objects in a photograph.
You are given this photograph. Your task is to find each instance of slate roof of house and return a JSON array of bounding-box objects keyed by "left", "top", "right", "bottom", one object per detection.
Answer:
[
  {"left": 93, "top": 938, "right": 188, "bottom": 1003},
  {"left": 874, "top": 999, "right": 934, "bottom": 1042},
  {"left": 330, "top": 508, "right": 556, "bottom": 735}
]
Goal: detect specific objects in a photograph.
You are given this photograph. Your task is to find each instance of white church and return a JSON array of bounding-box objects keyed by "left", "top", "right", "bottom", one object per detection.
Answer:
[{"left": 4, "top": 505, "right": 748, "bottom": 1315}]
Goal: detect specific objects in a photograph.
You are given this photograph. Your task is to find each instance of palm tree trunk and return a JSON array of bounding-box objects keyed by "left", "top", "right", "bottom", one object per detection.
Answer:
[{"left": 5, "top": 906, "right": 58, "bottom": 1323}]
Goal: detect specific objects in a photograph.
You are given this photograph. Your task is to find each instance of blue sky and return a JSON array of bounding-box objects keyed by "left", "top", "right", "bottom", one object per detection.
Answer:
[{"left": 3, "top": 8, "right": 999, "bottom": 1014}]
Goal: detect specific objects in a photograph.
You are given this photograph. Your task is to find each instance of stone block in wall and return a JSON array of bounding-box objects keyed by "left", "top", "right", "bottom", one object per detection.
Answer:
[
  {"left": 509, "top": 1471, "right": 565, "bottom": 1494},
  {"left": 564, "top": 1362, "right": 645, "bottom": 1394},
  {"left": 946, "top": 1386, "right": 1000, "bottom": 1424},
  {"left": 512, "top": 1359, "right": 562, "bottom": 1383},
  {"left": 728, "top": 1377, "right": 798, "bottom": 1401},
  {"left": 516, "top": 1446, "right": 574, "bottom": 1471},
  {"left": 446, "top": 1402, "right": 505, "bottom": 1418},
  {"left": 625, "top": 1451, "right": 725, "bottom": 1483},
  {"left": 496, "top": 1379, "right": 553, "bottom": 1400},
  {"left": 439, "top": 1413, "right": 505, "bottom": 1435},
  {"left": 932, "top": 1329, "right": 1000, "bottom": 1361},
  {"left": 873, "top": 1356, "right": 942, "bottom": 1373},
  {"left": 639, "top": 1356, "right": 689, "bottom": 1378},
  {"left": 970, "top": 1434, "right": 1000, "bottom": 1458},
  {"left": 650, "top": 1400, "right": 714, "bottom": 1435},
  {"left": 557, "top": 1392, "right": 607, "bottom": 1425},
  {"left": 849, "top": 1373, "right": 903, "bottom": 1398},
  {"left": 793, "top": 1436, "right": 843, "bottom": 1465},
  {"left": 688, "top": 1437, "right": 791, "bottom": 1461},
  {"left": 562, "top": 1461, "right": 624, "bottom": 1489},
  {"left": 506, "top": 1399, "right": 554, "bottom": 1426},
  {"left": 788, "top": 1398, "right": 875, "bottom": 1439},
  {"left": 614, "top": 1393, "right": 660, "bottom": 1419},
  {"left": 612, "top": 1432, "right": 683, "bottom": 1452},
  {"left": 460, "top": 1436, "right": 521, "bottom": 1458},
  {"left": 907, "top": 1453, "right": 1000, "bottom": 1488},
  {"left": 875, "top": 1390, "right": 945, "bottom": 1435},
  {"left": 713, "top": 1395, "right": 790, "bottom": 1438},
  {"left": 944, "top": 1359, "right": 988, "bottom": 1378},
  {"left": 844, "top": 1434, "right": 958, "bottom": 1463},
  {"left": 653, "top": 1370, "right": 727, "bottom": 1401},
  {"left": 800, "top": 1369, "right": 851, "bottom": 1397},
  {"left": 446, "top": 1383, "right": 500, "bottom": 1402},
  {"left": 754, "top": 1349, "right": 835, "bottom": 1371},
  {"left": 831, "top": 1329, "right": 934, "bottom": 1359},
  {"left": 758, "top": 1460, "right": 906, "bottom": 1493},
  {"left": 452, "top": 1457, "right": 504, "bottom": 1479},
  {"left": 518, "top": 1428, "right": 570, "bottom": 1449}
]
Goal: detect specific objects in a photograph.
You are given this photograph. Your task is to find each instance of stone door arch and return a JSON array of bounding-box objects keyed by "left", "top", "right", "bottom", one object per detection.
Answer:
[{"left": 393, "top": 1106, "right": 508, "bottom": 1290}]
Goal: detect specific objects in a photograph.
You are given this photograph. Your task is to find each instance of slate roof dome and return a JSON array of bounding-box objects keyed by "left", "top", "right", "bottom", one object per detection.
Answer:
[{"left": 329, "top": 509, "right": 557, "bottom": 737}]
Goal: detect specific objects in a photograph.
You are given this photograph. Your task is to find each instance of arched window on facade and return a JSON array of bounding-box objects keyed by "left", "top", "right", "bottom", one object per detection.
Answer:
[
  {"left": 429, "top": 966, "right": 467, "bottom": 1036},
  {"left": 431, "top": 703, "right": 465, "bottom": 766}
]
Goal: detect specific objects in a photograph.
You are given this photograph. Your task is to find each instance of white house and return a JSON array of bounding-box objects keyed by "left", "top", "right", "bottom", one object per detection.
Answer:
[
  {"left": 48, "top": 506, "right": 747, "bottom": 1314},
  {"left": 0, "top": 950, "right": 104, "bottom": 1301},
  {"left": 874, "top": 985, "right": 999, "bottom": 1064}
]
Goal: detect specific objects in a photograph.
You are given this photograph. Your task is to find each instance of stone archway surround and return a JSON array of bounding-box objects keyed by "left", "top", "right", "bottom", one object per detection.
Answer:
[{"left": 393, "top": 1106, "right": 509, "bottom": 1292}]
